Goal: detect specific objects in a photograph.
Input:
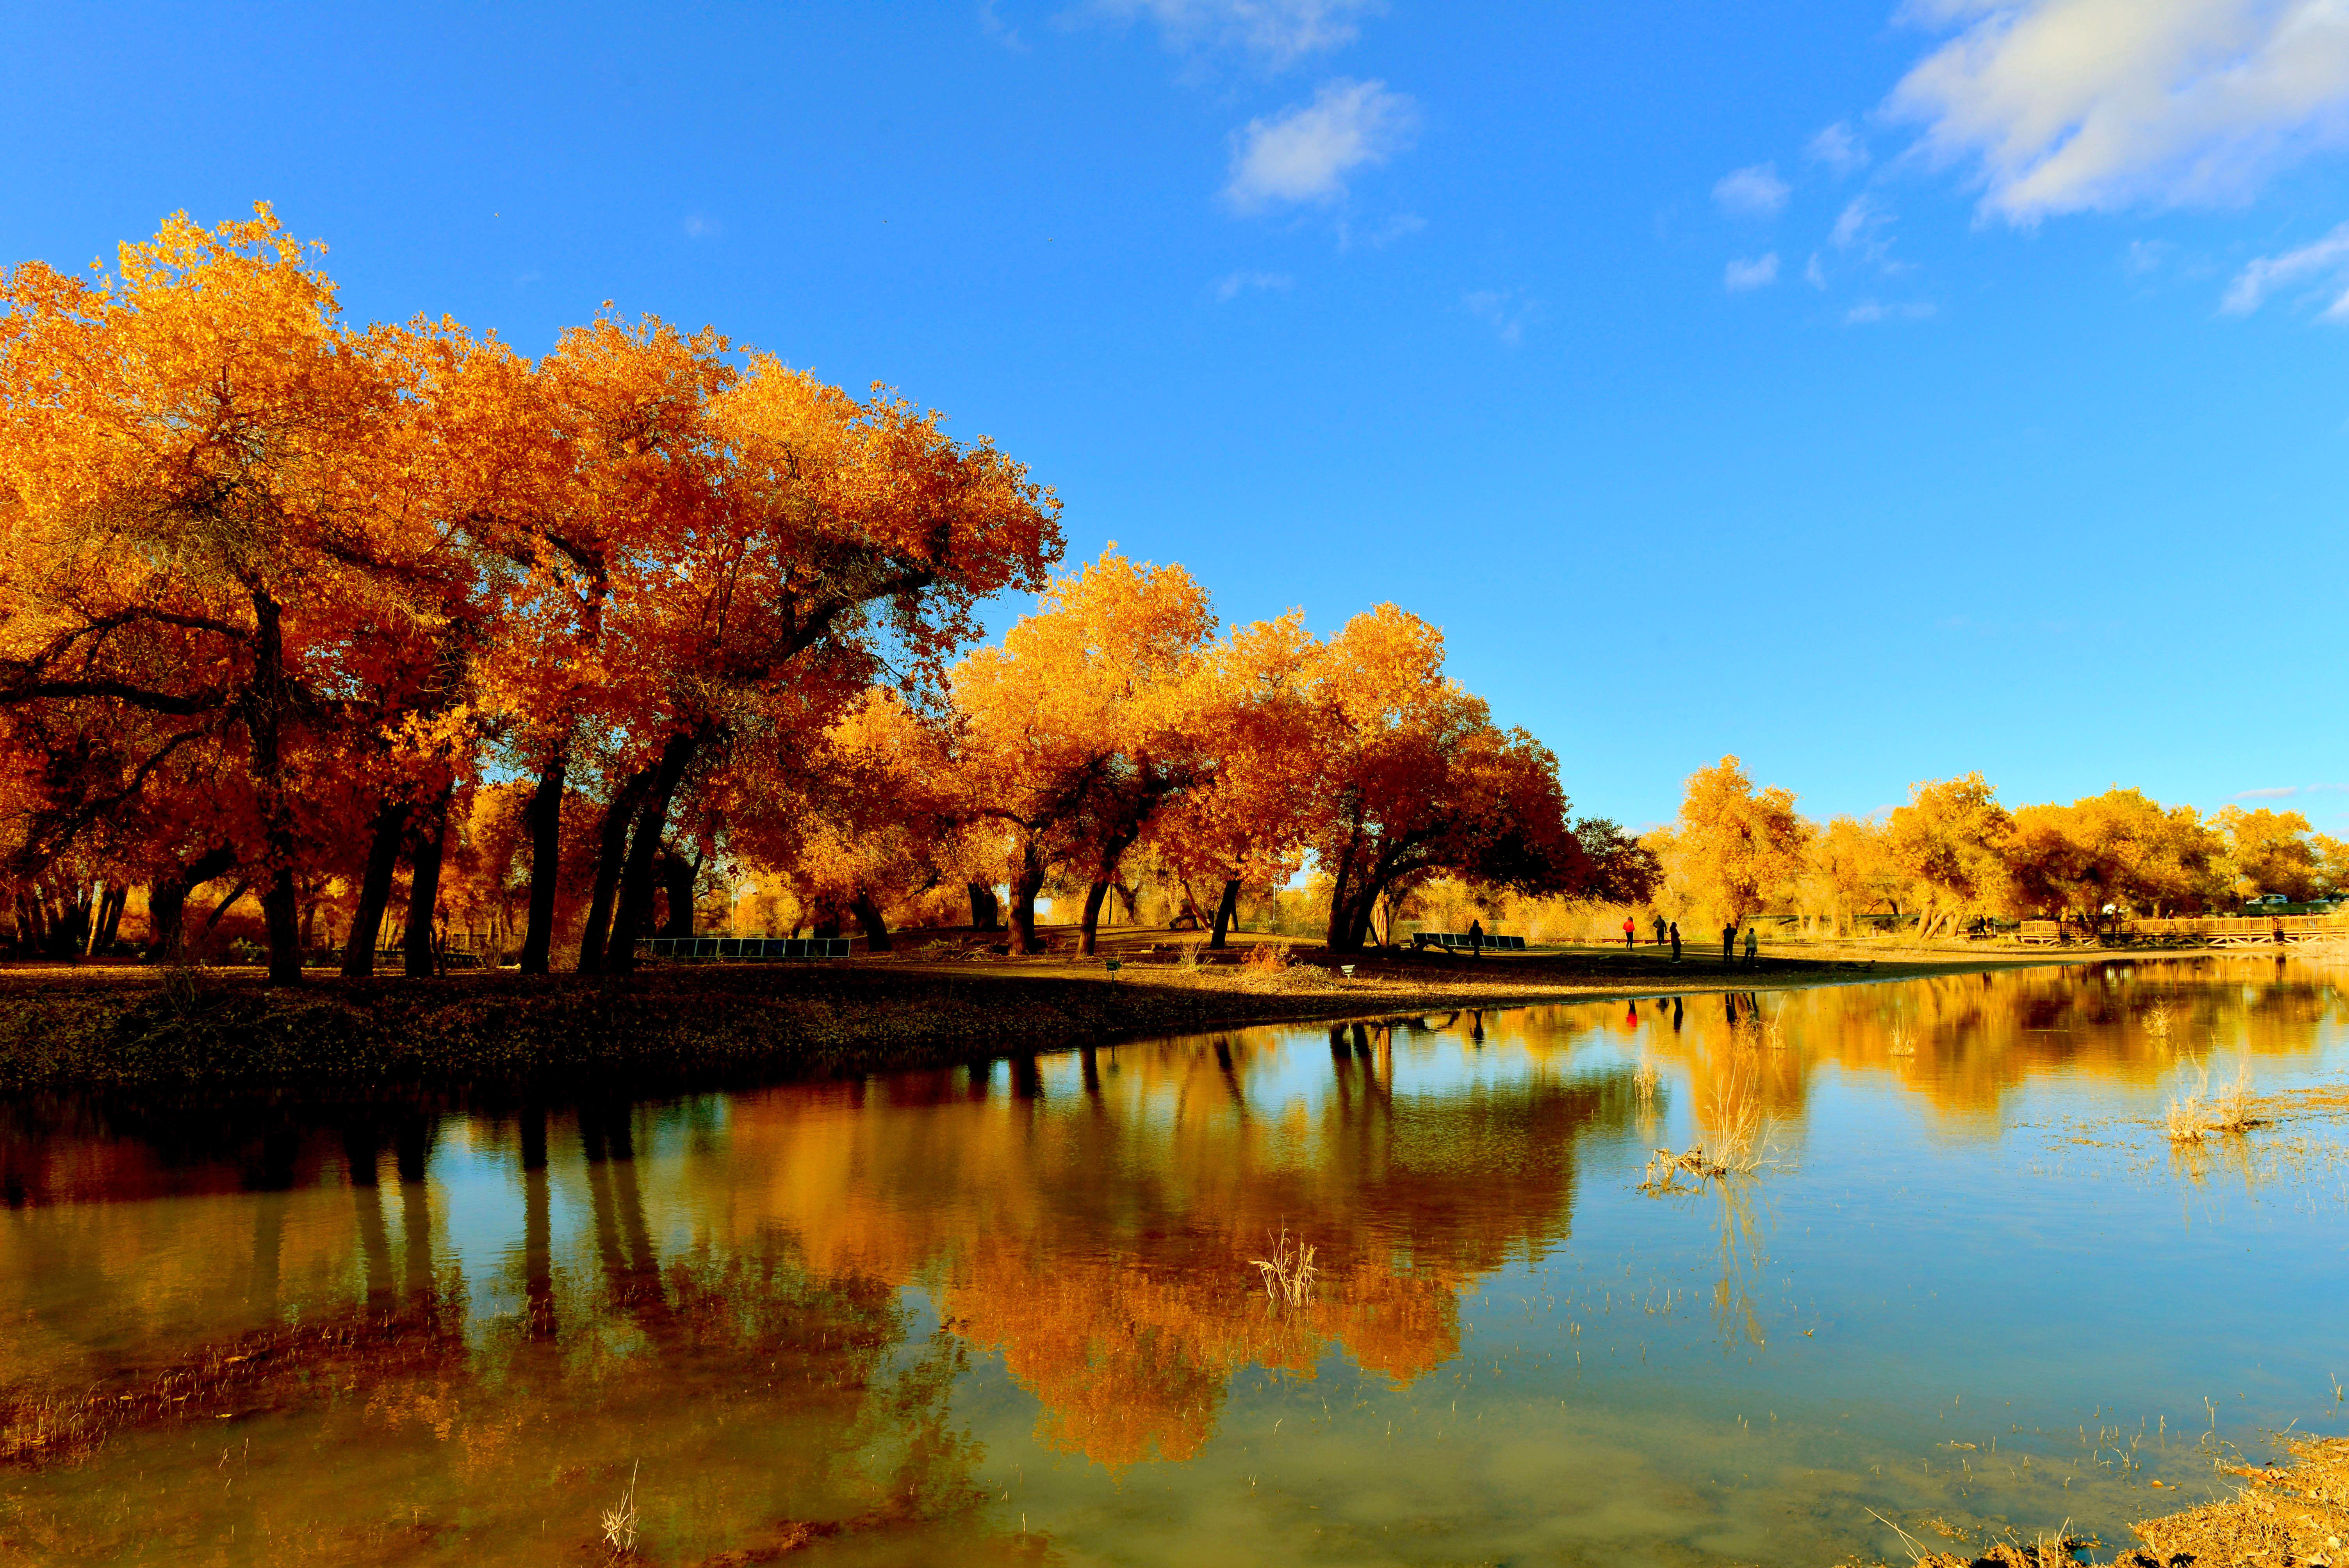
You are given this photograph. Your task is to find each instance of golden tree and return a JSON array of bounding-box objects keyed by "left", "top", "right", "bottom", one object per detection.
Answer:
[
  {"left": 1886, "top": 773, "right": 2012, "bottom": 937},
  {"left": 1297, "top": 605, "right": 1581, "bottom": 953},
  {"left": 1661, "top": 756, "right": 1809, "bottom": 930},
  {"left": 953, "top": 551, "right": 1215, "bottom": 954}
]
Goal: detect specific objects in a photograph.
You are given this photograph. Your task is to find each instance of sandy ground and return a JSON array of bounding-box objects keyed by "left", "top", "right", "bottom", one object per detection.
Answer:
[{"left": 1911, "top": 1433, "right": 2349, "bottom": 1566}]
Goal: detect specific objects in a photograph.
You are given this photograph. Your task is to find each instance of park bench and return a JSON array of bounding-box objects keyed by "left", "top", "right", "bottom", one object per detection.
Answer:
[
  {"left": 1411, "top": 932, "right": 1526, "bottom": 953},
  {"left": 640, "top": 936, "right": 853, "bottom": 961}
]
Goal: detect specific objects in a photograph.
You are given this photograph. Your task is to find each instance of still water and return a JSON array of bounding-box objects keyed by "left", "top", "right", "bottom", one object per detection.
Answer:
[{"left": 3, "top": 957, "right": 2345, "bottom": 1565}]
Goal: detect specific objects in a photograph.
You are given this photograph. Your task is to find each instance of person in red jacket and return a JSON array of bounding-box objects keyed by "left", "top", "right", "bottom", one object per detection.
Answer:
[{"left": 1622, "top": 915, "right": 1635, "bottom": 950}]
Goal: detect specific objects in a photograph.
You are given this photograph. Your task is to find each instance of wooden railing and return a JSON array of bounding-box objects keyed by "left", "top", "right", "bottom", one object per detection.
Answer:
[{"left": 2018, "top": 914, "right": 2349, "bottom": 946}]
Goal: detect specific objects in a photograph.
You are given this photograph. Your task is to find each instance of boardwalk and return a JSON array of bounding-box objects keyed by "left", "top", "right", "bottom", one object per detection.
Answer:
[{"left": 2017, "top": 914, "right": 2349, "bottom": 946}]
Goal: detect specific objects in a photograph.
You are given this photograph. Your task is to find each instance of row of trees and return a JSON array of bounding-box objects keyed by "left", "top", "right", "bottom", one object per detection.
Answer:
[
  {"left": 0, "top": 210, "right": 1614, "bottom": 978},
  {"left": 1655, "top": 757, "right": 2345, "bottom": 935}
]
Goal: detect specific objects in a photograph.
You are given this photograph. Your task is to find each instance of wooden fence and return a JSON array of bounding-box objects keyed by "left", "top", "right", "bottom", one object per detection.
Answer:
[{"left": 2018, "top": 914, "right": 2349, "bottom": 946}]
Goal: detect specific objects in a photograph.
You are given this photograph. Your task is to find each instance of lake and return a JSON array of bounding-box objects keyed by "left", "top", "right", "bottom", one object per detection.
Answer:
[{"left": 3, "top": 955, "right": 2344, "bottom": 1565}]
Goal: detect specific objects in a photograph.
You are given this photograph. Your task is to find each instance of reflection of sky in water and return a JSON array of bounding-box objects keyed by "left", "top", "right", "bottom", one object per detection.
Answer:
[{"left": 1, "top": 957, "right": 2344, "bottom": 1565}]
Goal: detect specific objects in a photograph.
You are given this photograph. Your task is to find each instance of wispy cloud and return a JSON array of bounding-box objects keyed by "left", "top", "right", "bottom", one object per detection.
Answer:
[
  {"left": 978, "top": 0, "right": 1029, "bottom": 50},
  {"left": 1830, "top": 193, "right": 1885, "bottom": 250},
  {"left": 2232, "top": 782, "right": 2349, "bottom": 798},
  {"left": 1807, "top": 121, "right": 1871, "bottom": 176},
  {"left": 1887, "top": 0, "right": 2349, "bottom": 222},
  {"left": 1337, "top": 209, "right": 1424, "bottom": 249},
  {"left": 1805, "top": 251, "right": 1828, "bottom": 289},
  {"left": 1846, "top": 298, "right": 1936, "bottom": 324},
  {"left": 1226, "top": 77, "right": 1417, "bottom": 209},
  {"left": 1214, "top": 269, "right": 1294, "bottom": 300},
  {"left": 1713, "top": 162, "right": 1790, "bottom": 219},
  {"left": 683, "top": 214, "right": 722, "bottom": 240},
  {"left": 1093, "top": 0, "right": 1380, "bottom": 69},
  {"left": 1725, "top": 252, "right": 1780, "bottom": 291},
  {"left": 2223, "top": 222, "right": 2349, "bottom": 317},
  {"left": 1464, "top": 289, "right": 1546, "bottom": 346}
]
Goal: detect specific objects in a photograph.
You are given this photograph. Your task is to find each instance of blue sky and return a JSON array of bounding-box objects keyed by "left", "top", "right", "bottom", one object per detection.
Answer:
[{"left": 5, "top": 0, "right": 2346, "bottom": 832}]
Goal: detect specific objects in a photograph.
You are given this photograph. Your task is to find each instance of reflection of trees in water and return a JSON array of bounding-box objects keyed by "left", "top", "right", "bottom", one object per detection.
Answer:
[
  {"left": 1613, "top": 958, "right": 2347, "bottom": 1130},
  {"left": 0, "top": 1099, "right": 1029, "bottom": 1563},
  {"left": 709, "top": 1019, "right": 1640, "bottom": 1470}
]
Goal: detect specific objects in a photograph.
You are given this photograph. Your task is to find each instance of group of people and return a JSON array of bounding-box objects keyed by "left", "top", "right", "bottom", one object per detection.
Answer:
[{"left": 1620, "top": 913, "right": 1760, "bottom": 966}]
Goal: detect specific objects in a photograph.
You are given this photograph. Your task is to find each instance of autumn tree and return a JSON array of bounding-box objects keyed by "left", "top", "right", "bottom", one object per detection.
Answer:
[
  {"left": 2007, "top": 790, "right": 2224, "bottom": 918},
  {"left": 1298, "top": 606, "right": 1583, "bottom": 955},
  {"left": 1885, "top": 773, "right": 2012, "bottom": 937},
  {"left": 2216, "top": 805, "right": 2323, "bottom": 902},
  {"left": 584, "top": 360, "right": 1062, "bottom": 973},
  {"left": 720, "top": 688, "right": 968, "bottom": 951},
  {"left": 1659, "top": 756, "right": 1810, "bottom": 928},
  {"left": 954, "top": 551, "right": 1215, "bottom": 955},
  {"left": 1151, "top": 611, "right": 1322, "bottom": 948},
  {"left": 1798, "top": 814, "right": 1899, "bottom": 934},
  {"left": 0, "top": 207, "right": 468, "bottom": 983}
]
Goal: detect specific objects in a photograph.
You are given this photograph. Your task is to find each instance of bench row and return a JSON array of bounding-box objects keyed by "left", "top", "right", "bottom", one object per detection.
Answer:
[
  {"left": 641, "top": 936, "right": 853, "bottom": 960},
  {"left": 1412, "top": 932, "right": 1527, "bottom": 951}
]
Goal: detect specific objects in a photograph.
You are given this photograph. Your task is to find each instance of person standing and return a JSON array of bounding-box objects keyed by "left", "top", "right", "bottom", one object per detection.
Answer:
[
  {"left": 1651, "top": 914, "right": 1667, "bottom": 946},
  {"left": 1722, "top": 922, "right": 1736, "bottom": 964},
  {"left": 1468, "top": 917, "right": 1485, "bottom": 959},
  {"left": 1744, "top": 926, "right": 1759, "bottom": 966},
  {"left": 1668, "top": 922, "right": 1681, "bottom": 963},
  {"left": 1622, "top": 915, "right": 1635, "bottom": 950}
]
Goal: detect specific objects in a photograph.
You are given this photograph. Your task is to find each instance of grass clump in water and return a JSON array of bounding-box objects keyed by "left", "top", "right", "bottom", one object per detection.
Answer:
[{"left": 2165, "top": 1054, "right": 2261, "bottom": 1143}]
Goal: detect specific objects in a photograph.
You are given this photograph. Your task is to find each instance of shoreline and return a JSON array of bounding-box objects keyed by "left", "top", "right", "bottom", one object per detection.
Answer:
[{"left": 0, "top": 937, "right": 2228, "bottom": 1094}]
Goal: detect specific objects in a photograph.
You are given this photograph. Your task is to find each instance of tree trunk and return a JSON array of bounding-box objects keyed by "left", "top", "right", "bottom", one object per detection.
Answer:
[
  {"left": 403, "top": 786, "right": 451, "bottom": 979},
  {"left": 577, "top": 767, "right": 652, "bottom": 974},
  {"left": 343, "top": 799, "right": 409, "bottom": 978},
  {"left": 606, "top": 731, "right": 700, "bottom": 974},
  {"left": 659, "top": 851, "right": 698, "bottom": 939},
  {"left": 244, "top": 590, "right": 305, "bottom": 986},
  {"left": 1207, "top": 877, "right": 1242, "bottom": 950},
  {"left": 966, "top": 881, "right": 1000, "bottom": 931},
  {"left": 1008, "top": 841, "right": 1047, "bottom": 955},
  {"left": 93, "top": 882, "right": 127, "bottom": 954},
  {"left": 850, "top": 888, "right": 891, "bottom": 953},
  {"left": 1078, "top": 880, "right": 1112, "bottom": 956},
  {"left": 519, "top": 748, "right": 566, "bottom": 975},
  {"left": 150, "top": 845, "right": 236, "bottom": 962}
]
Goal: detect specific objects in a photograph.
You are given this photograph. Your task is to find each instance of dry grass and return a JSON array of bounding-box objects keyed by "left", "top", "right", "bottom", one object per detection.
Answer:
[
  {"left": 1249, "top": 1225, "right": 1318, "bottom": 1309},
  {"left": 1634, "top": 1053, "right": 1660, "bottom": 1110},
  {"left": 1887, "top": 1023, "right": 1916, "bottom": 1057},
  {"left": 1699, "top": 1044, "right": 1769, "bottom": 1173},
  {"left": 1949, "top": 1433, "right": 2349, "bottom": 1567},
  {"left": 2144, "top": 998, "right": 2172, "bottom": 1041},
  {"left": 601, "top": 1460, "right": 640, "bottom": 1556},
  {"left": 2165, "top": 1053, "right": 2262, "bottom": 1143}
]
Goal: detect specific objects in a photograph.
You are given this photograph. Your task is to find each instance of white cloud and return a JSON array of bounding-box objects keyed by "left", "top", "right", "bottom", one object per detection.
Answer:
[
  {"left": 1214, "top": 269, "right": 1294, "bottom": 300},
  {"left": 1337, "top": 209, "right": 1425, "bottom": 249},
  {"left": 979, "top": 0, "right": 1028, "bottom": 49},
  {"left": 1805, "top": 251, "right": 1829, "bottom": 288},
  {"left": 1846, "top": 298, "right": 1937, "bottom": 323},
  {"left": 1808, "top": 121, "right": 1872, "bottom": 176},
  {"left": 2224, "top": 221, "right": 2349, "bottom": 315},
  {"left": 1464, "top": 289, "right": 1546, "bottom": 346},
  {"left": 1226, "top": 78, "right": 1417, "bottom": 209},
  {"left": 1830, "top": 193, "right": 1886, "bottom": 249},
  {"left": 1095, "top": 0, "right": 1379, "bottom": 68},
  {"left": 1713, "top": 162, "right": 1791, "bottom": 218},
  {"left": 1887, "top": 0, "right": 2349, "bottom": 222},
  {"left": 1725, "top": 252, "right": 1781, "bottom": 290},
  {"left": 683, "top": 214, "right": 722, "bottom": 239}
]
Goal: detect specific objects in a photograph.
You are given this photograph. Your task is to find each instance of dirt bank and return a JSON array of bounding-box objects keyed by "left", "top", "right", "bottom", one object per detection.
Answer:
[
  {"left": 0, "top": 932, "right": 2121, "bottom": 1091},
  {"left": 1916, "top": 1433, "right": 2349, "bottom": 1566}
]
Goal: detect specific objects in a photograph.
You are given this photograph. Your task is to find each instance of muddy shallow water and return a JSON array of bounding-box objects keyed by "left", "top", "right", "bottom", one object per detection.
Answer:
[{"left": 2, "top": 956, "right": 2345, "bottom": 1565}]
